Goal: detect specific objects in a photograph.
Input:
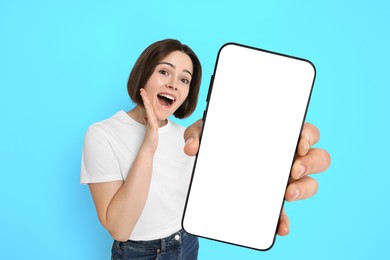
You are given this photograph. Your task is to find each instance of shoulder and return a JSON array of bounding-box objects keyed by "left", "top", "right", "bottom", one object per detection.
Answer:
[
  {"left": 84, "top": 117, "right": 114, "bottom": 141},
  {"left": 83, "top": 111, "right": 123, "bottom": 147},
  {"left": 85, "top": 110, "right": 134, "bottom": 138}
]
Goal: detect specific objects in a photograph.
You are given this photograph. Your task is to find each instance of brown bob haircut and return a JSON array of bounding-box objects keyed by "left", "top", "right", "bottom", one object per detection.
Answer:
[{"left": 127, "top": 39, "right": 202, "bottom": 119}]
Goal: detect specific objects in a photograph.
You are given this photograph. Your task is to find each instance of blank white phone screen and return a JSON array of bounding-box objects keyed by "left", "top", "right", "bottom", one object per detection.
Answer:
[{"left": 182, "top": 43, "right": 315, "bottom": 251}]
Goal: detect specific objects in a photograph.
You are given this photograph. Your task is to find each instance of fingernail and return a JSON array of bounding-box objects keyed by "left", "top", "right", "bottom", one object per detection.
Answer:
[
  {"left": 185, "top": 137, "right": 193, "bottom": 144},
  {"left": 292, "top": 188, "right": 301, "bottom": 200},
  {"left": 304, "top": 141, "right": 310, "bottom": 153},
  {"left": 298, "top": 163, "right": 306, "bottom": 178}
]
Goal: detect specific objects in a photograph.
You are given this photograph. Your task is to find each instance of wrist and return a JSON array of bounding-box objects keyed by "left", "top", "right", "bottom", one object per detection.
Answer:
[{"left": 139, "top": 143, "right": 157, "bottom": 156}]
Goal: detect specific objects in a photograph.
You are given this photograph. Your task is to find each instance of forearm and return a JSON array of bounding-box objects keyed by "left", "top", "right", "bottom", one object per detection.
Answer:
[{"left": 105, "top": 146, "right": 155, "bottom": 241}]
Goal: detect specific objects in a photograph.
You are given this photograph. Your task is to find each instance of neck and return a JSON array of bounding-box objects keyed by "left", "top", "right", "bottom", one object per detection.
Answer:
[{"left": 127, "top": 106, "right": 168, "bottom": 128}]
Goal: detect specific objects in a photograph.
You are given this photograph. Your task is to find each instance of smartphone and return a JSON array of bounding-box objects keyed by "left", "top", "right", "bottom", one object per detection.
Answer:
[{"left": 182, "top": 43, "right": 316, "bottom": 251}]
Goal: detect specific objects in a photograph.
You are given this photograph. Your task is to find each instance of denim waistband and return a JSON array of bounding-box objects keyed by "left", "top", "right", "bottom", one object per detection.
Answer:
[
  {"left": 118, "top": 229, "right": 187, "bottom": 252},
  {"left": 113, "top": 229, "right": 199, "bottom": 259}
]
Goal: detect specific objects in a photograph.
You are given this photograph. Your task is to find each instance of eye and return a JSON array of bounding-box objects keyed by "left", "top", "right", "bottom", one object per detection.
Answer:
[
  {"left": 158, "top": 69, "right": 169, "bottom": 76},
  {"left": 181, "top": 78, "right": 190, "bottom": 85}
]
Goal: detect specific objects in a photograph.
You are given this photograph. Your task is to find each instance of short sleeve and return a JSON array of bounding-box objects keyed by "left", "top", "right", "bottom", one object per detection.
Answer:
[{"left": 80, "top": 125, "right": 123, "bottom": 184}]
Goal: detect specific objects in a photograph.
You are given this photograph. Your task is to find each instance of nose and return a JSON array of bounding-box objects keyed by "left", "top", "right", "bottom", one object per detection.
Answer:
[
  {"left": 167, "top": 80, "right": 178, "bottom": 91},
  {"left": 167, "top": 85, "right": 178, "bottom": 91}
]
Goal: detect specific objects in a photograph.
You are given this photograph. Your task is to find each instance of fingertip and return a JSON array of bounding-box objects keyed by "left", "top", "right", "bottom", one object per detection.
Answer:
[
  {"left": 277, "top": 209, "right": 290, "bottom": 236},
  {"left": 291, "top": 160, "right": 306, "bottom": 180},
  {"left": 140, "top": 88, "right": 146, "bottom": 99},
  {"left": 183, "top": 120, "right": 202, "bottom": 156},
  {"left": 302, "top": 141, "right": 310, "bottom": 156},
  {"left": 324, "top": 149, "right": 332, "bottom": 169},
  {"left": 297, "top": 134, "right": 310, "bottom": 156},
  {"left": 277, "top": 221, "right": 290, "bottom": 236},
  {"left": 303, "top": 122, "right": 320, "bottom": 146},
  {"left": 285, "top": 184, "right": 301, "bottom": 202},
  {"left": 140, "top": 88, "right": 148, "bottom": 99},
  {"left": 184, "top": 137, "right": 199, "bottom": 157},
  {"left": 184, "top": 144, "right": 196, "bottom": 157}
]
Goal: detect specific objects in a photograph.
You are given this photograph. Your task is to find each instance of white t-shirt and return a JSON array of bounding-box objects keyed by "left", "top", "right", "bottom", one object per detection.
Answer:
[{"left": 80, "top": 110, "right": 195, "bottom": 240}]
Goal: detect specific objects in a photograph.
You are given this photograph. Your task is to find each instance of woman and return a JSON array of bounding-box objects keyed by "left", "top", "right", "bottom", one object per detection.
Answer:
[{"left": 81, "top": 39, "right": 330, "bottom": 259}]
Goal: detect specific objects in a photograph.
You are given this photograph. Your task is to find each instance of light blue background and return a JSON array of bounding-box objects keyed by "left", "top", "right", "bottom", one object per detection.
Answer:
[{"left": 1, "top": 0, "right": 389, "bottom": 259}]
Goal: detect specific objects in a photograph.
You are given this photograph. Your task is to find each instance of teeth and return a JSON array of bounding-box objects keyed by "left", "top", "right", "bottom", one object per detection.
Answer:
[{"left": 159, "top": 94, "right": 175, "bottom": 101}]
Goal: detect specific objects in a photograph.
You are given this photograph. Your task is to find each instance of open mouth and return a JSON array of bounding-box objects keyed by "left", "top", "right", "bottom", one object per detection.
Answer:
[{"left": 157, "top": 93, "right": 176, "bottom": 107}]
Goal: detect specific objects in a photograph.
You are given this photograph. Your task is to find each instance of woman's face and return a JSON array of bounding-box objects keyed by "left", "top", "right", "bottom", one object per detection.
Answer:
[{"left": 143, "top": 51, "right": 193, "bottom": 121}]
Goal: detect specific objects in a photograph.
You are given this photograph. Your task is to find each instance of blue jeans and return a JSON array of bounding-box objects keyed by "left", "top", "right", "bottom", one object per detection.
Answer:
[{"left": 111, "top": 229, "right": 199, "bottom": 260}]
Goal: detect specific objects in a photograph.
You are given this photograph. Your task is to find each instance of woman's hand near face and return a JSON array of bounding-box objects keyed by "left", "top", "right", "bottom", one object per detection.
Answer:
[
  {"left": 140, "top": 88, "right": 159, "bottom": 153},
  {"left": 184, "top": 120, "right": 331, "bottom": 236},
  {"left": 88, "top": 90, "right": 161, "bottom": 242}
]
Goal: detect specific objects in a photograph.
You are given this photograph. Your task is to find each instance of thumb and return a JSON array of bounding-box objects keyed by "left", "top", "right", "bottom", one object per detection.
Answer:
[{"left": 184, "top": 119, "right": 202, "bottom": 156}]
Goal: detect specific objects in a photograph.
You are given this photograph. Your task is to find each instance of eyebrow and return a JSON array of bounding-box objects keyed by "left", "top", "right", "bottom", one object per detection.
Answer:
[{"left": 158, "top": 62, "right": 193, "bottom": 77}]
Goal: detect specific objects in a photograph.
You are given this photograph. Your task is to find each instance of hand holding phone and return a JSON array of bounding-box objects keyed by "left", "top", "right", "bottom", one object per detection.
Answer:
[{"left": 182, "top": 43, "right": 316, "bottom": 251}]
